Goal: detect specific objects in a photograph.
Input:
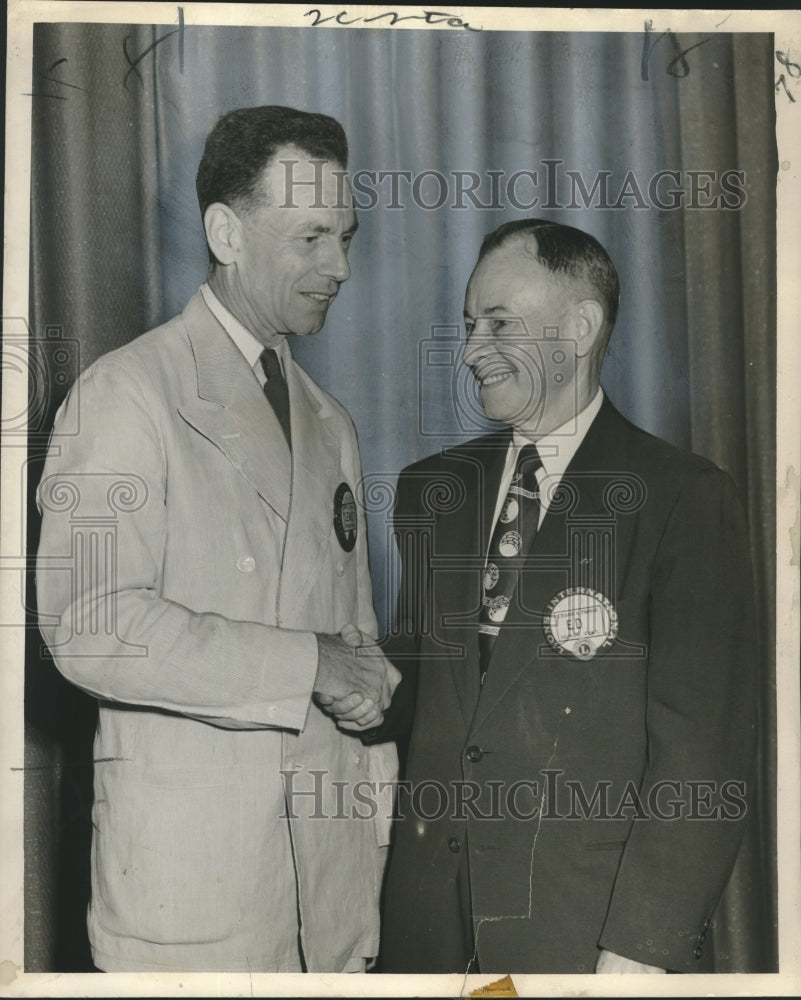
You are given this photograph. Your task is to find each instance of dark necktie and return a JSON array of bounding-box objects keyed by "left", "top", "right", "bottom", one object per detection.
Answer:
[
  {"left": 259, "top": 348, "right": 292, "bottom": 449},
  {"left": 478, "top": 443, "right": 542, "bottom": 683}
]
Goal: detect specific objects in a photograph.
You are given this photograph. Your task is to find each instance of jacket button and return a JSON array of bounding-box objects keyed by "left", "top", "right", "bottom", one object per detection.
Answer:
[
  {"left": 448, "top": 837, "right": 461, "bottom": 853},
  {"left": 693, "top": 946, "right": 703, "bottom": 960},
  {"left": 236, "top": 555, "right": 256, "bottom": 572},
  {"left": 465, "top": 745, "right": 483, "bottom": 763},
  {"left": 336, "top": 561, "right": 345, "bottom": 576}
]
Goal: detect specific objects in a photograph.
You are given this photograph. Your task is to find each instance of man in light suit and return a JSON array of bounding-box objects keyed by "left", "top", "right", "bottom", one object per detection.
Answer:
[
  {"left": 36, "top": 106, "right": 399, "bottom": 972},
  {"left": 374, "top": 219, "right": 757, "bottom": 974}
]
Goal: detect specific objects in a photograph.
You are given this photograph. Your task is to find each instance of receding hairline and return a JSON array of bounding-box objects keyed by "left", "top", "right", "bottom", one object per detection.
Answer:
[
  {"left": 471, "top": 233, "right": 597, "bottom": 302},
  {"left": 229, "top": 143, "right": 351, "bottom": 214}
]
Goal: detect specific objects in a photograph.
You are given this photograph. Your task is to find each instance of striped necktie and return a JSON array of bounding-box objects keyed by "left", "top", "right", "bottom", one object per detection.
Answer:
[{"left": 478, "top": 443, "right": 542, "bottom": 683}]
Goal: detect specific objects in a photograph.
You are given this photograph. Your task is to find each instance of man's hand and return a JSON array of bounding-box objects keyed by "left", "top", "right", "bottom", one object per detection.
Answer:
[
  {"left": 595, "top": 949, "right": 666, "bottom": 974},
  {"left": 313, "top": 625, "right": 401, "bottom": 731}
]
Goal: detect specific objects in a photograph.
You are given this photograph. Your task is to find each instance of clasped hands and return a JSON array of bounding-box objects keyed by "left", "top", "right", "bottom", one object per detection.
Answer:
[{"left": 314, "top": 624, "right": 401, "bottom": 730}]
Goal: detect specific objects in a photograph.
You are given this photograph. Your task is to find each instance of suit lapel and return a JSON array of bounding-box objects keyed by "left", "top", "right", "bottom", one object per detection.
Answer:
[
  {"left": 278, "top": 363, "right": 341, "bottom": 614},
  {"left": 471, "top": 400, "right": 623, "bottom": 731},
  {"left": 177, "top": 293, "right": 346, "bottom": 617},
  {"left": 176, "top": 292, "right": 292, "bottom": 521},
  {"left": 431, "top": 431, "right": 511, "bottom": 728}
]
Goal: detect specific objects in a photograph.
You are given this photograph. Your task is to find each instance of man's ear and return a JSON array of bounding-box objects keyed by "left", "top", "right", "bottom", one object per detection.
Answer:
[
  {"left": 203, "top": 202, "right": 242, "bottom": 267},
  {"left": 572, "top": 299, "right": 605, "bottom": 357}
]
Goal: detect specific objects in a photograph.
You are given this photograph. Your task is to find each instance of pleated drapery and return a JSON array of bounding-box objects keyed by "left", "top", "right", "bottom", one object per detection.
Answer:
[{"left": 27, "top": 22, "right": 777, "bottom": 973}]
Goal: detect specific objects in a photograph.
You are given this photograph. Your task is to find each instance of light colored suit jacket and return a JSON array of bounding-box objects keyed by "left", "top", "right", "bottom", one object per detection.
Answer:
[{"left": 36, "top": 291, "right": 397, "bottom": 972}]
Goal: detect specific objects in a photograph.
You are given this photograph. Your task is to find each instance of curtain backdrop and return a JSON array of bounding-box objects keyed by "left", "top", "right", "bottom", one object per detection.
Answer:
[{"left": 27, "top": 21, "right": 777, "bottom": 973}]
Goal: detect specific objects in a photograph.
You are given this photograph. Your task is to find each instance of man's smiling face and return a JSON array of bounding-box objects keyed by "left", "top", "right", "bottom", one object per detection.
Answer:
[
  {"left": 462, "top": 238, "right": 581, "bottom": 437},
  {"left": 228, "top": 145, "right": 357, "bottom": 344}
]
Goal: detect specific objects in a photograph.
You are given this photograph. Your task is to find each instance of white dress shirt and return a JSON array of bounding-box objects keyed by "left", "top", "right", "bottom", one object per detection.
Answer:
[
  {"left": 489, "top": 388, "right": 604, "bottom": 543},
  {"left": 200, "top": 281, "right": 290, "bottom": 383}
]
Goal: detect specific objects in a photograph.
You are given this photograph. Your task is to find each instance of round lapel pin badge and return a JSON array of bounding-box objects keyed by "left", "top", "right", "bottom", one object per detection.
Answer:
[
  {"left": 333, "top": 481, "right": 357, "bottom": 552},
  {"left": 543, "top": 587, "right": 618, "bottom": 660}
]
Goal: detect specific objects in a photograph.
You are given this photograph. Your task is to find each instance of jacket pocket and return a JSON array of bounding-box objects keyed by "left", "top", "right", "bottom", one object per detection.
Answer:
[{"left": 95, "top": 768, "right": 244, "bottom": 946}]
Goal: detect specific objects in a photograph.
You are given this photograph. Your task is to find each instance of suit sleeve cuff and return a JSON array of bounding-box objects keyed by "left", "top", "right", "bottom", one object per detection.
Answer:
[{"left": 253, "top": 627, "right": 319, "bottom": 731}]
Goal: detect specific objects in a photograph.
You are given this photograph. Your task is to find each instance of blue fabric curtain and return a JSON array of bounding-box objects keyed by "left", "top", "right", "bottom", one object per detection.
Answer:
[{"left": 27, "top": 21, "right": 776, "bottom": 973}]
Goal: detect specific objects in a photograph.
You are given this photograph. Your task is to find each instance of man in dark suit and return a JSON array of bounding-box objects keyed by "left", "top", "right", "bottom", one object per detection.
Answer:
[{"left": 374, "top": 219, "right": 757, "bottom": 974}]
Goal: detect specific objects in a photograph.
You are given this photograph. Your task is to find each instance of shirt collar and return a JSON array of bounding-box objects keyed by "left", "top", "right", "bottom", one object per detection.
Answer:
[
  {"left": 200, "top": 282, "right": 289, "bottom": 373},
  {"left": 512, "top": 387, "right": 604, "bottom": 482}
]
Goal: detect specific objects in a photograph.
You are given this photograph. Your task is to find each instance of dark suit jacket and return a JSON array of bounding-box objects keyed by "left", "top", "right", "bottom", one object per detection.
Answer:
[{"left": 374, "top": 398, "right": 758, "bottom": 974}]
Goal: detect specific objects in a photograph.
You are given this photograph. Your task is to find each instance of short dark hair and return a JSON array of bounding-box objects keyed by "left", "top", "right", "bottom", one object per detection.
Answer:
[
  {"left": 196, "top": 106, "right": 349, "bottom": 262},
  {"left": 478, "top": 219, "right": 620, "bottom": 333}
]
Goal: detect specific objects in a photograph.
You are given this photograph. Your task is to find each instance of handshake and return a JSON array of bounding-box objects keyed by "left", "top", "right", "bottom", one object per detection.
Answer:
[{"left": 313, "top": 625, "right": 402, "bottom": 731}]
